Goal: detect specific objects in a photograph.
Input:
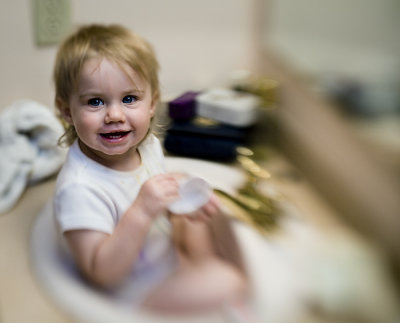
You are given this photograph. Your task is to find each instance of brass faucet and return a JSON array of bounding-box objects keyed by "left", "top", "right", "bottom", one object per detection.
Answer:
[{"left": 214, "top": 147, "right": 281, "bottom": 234}]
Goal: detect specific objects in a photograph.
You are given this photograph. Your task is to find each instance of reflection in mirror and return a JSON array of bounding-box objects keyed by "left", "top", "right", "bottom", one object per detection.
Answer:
[
  {"left": 262, "top": 0, "right": 400, "bottom": 174},
  {"left": 258, "top": 2, "right": 400, "bottom": 322}
]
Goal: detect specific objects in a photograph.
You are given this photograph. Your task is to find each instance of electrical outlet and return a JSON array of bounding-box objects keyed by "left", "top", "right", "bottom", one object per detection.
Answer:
[{"left": 34, "top": 0, "right": 71, "bottom": 46}]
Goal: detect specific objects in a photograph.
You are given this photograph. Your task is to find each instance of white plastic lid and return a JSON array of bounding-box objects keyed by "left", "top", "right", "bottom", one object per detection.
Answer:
[{"left": 168, "top": 177, "right": 212, "bottom": 214}]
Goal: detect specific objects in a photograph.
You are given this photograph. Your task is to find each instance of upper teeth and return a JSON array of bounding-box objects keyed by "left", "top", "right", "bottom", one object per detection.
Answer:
[{"left": 104, "top": 132, "right": 124, "bottom": 138}]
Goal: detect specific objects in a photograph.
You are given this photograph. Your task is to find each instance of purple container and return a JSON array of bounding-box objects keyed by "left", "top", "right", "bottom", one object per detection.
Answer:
[{"left": 168, "top": 91, "right": 199, "bottom": 120}]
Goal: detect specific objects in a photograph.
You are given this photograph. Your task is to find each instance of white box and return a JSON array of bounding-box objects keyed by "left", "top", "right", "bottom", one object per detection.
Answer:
[{"left": 196, "top": 88, "right": 260, "bottom": 127}]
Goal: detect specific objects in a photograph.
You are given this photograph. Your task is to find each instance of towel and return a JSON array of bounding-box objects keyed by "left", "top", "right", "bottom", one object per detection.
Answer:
[{"left": 0, "top": 100, "right": 66, "bottom": 214}]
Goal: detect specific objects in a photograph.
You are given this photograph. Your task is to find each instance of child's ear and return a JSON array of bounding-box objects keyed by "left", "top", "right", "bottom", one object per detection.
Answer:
[
  {"left": 150, "top": 93, "right": 159, "bottom": 117},
  {"left": 150, "top": 102, "right": 157, "bottom": 117},
  {"left": 56, "top": 98, "right": 73, "bottom": 124}
]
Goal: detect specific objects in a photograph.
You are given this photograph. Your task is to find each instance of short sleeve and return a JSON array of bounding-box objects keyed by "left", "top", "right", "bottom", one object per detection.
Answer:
[
  {"left": 54, "top": 183, "right": 116, "bottom": 234},
  {"left": 139, "top": 135, "right": 166, "bottom": 174}
]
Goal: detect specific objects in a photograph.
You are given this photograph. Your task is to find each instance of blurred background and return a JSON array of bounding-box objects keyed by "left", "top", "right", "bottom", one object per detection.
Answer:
[
  {"left": 1, "top": 0, "right": 399, "bottom": 171},
  {"left": 0, "top": 0, "right": 257, "bottom": 108},
  {"left": 261, "top": 0, "right": 400, "bottom": 177},
  {"left": 258, "top": 0, "right": 400, "bottom": 272}
]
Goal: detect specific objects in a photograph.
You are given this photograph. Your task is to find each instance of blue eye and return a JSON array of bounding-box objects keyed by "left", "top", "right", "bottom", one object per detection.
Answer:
[
  {"left": 122, "top": 95, "right": 137, "bottom": 104},
  {"left": 88, "top": 98, "right": 104, "bottom": 107}
]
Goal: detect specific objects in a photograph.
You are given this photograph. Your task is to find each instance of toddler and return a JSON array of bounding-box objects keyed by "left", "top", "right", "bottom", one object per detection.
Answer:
[{"left": 53, "top": 24, "right": 247, "bottom": 313}]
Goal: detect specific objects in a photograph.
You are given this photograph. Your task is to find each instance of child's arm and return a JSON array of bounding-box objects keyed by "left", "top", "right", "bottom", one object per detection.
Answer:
[{"left": 64, "top": 174, "right": 179, "bottom": 288}]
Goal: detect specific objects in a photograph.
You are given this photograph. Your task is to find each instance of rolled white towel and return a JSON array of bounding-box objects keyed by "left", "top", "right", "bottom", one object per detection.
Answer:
[{"left": 0, "top": 100, "right": 66, "bottom": 213}]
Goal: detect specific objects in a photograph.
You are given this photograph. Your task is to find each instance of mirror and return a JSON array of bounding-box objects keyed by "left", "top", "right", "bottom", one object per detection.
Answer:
[{"left": 261, "top": 0, "right": 400, "bottom": 174}]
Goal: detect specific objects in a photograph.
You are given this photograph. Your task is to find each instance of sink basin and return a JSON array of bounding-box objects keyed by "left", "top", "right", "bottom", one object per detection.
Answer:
[{"left": 30, "top": 157, "right": 338, "bottom": 323}]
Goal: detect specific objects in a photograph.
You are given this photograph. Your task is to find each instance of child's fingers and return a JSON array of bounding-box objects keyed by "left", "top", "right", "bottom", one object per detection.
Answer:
[
  {"left": 197, "top": 195, "right": 221, "bottom": 219},
  {"left": 146, "top": 174, "right": 180, "bottom": 199}
]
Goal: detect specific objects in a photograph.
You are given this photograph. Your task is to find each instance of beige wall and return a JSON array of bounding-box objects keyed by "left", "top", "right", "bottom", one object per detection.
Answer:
[
  {"left": 0, "top": 0, "right": 257, "bottom": 111},
  {"left": 263, "top": 0, "right": 400, "bottom": 83}
]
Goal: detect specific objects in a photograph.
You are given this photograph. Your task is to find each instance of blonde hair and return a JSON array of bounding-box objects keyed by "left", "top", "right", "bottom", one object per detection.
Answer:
[{"left": 53, "top": 24, "right": 160, "bottom": 146}]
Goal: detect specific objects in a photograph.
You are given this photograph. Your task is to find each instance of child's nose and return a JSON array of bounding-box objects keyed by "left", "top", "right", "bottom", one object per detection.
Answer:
[{"left": 105, "top": 103, "right": 126, "bottom": 123}]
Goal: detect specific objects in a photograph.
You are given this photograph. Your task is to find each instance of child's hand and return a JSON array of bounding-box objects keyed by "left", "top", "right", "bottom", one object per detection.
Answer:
[
  {"left": 135, "top": 174, "right": 180, "bottom": 219},
  {"left": 185, "top": 193, "right": 221, "bottom": 222}
]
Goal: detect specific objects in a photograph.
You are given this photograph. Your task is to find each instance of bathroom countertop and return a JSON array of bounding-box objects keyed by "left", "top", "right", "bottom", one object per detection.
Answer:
[
  {"left": 0, "top": 152, "right": 395, "bottom": 323},
  {"left": 0, "top": 177, "right": 74, "bottom": 323}
]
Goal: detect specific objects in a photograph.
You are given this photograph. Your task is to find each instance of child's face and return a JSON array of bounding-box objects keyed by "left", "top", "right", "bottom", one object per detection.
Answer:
[{"left": 63, "top": 58, "right": 156, "bottom": 166}]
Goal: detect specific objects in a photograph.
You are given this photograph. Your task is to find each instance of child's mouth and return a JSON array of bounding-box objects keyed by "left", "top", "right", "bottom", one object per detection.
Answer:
[{"left": 100, "top": 131, "right": 130, "bottom": 140}]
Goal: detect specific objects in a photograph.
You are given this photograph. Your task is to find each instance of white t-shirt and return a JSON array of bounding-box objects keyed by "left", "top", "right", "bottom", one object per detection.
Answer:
[{"left": 54, "top": 134, "right": 176, "bottom": 305}]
